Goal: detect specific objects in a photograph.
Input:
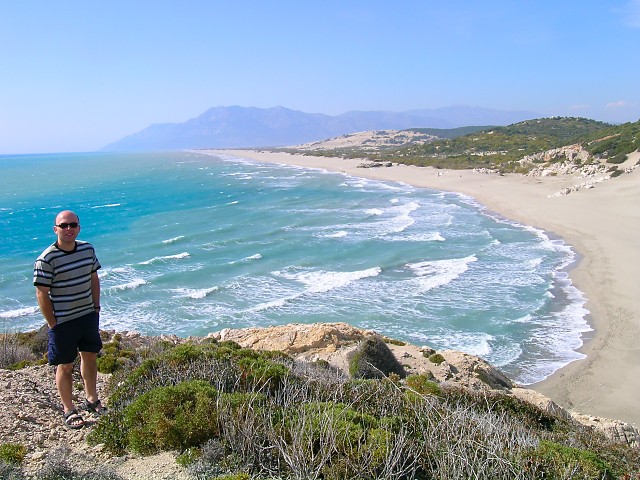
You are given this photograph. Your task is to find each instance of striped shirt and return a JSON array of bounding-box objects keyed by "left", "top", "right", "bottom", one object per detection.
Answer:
[{"left": 34, "top": 241, "right": 101, "bottom": 324}]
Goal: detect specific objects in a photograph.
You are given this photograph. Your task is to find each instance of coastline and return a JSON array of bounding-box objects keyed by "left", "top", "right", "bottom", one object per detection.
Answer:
[{"left": 204, "top": 149, "right": 640, "bottom": 427}]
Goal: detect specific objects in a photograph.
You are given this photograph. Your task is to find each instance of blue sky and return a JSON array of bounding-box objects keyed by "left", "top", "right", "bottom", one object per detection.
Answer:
[{"left": 1, "top": 1, "right": 639, "bottom": 154}]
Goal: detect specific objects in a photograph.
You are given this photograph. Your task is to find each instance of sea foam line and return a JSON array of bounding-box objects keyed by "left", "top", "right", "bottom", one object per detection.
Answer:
[
  {"left": 140, "top": 252, "right": 190, "bottom": 265},
  {"left": 0, "top": 306, "right": 39, "bottom": 319},
  {"left": 172, "top": 287, "right": 219, "bottom": 299},
  {"left": 163, "top": 236, "right": 185, "bottom": 244},
  {"left": 229, "top": 253, "right": 262, "bottom": 264},
  {"left": 91, "top": 203, "right": 121, "bottom": 209},
  {"left": 109, "top": 279, "right": 147, "bottom": 291}
]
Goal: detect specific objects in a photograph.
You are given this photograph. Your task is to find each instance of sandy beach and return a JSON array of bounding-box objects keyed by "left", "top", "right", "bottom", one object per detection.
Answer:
[{"left": 207, "top": 149, "right": 640, "bottom": 427}]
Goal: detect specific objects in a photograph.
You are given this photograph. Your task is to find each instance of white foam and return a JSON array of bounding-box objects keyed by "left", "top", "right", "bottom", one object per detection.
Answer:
[
  {"left": 229, "top": 253, "right": 262, "bottom": 264},
  {"left": 365, "top": 208, "right": 383, "bottom": 216},
  {"left": 250, "top": 297, "right": 290, "bottom": 312},
  {"left": 407, "top": 255, "right": 477, "bottom": 292},
  {"left": 162, "top": 235, "right": 185, "bottom": 244},
  {"left": 91, "top": 203, "right": 121, "bottom": 209},
  {"left": 423, "top": 331, "right": 495, "bottom": 358},
  {"left": 0, "top": 306, "right": 39, "bottom": 319},
  {"left": 140, "top": 252, "right": 190, "bottom": 265},
  {"left": 323, "top": 231, "right": 348, "bottom": 238},
  {"left": 389, "top": 232, "right": 445, "bottom": 242},
  {"left": 172, "top": 286, "right": 218, "bottom": 299},
  {"left": 110, "top": 279, "right": 147, "bottom": 291},
  {"left": 276, "top": 267, "right": 382, "bottom": 293}
]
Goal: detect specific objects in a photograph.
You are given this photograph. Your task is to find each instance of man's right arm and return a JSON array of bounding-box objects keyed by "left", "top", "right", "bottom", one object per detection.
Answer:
[{"left": 35, "top": 286, "right": 56, "bottom": 328}]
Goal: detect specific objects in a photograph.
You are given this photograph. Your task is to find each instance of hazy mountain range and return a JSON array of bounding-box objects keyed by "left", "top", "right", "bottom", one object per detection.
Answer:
[{"left": 101, "top": 105, "right": 540, "bottom": 151}]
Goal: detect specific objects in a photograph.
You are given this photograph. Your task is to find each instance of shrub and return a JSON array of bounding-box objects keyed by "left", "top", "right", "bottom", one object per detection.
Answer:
[
  {"left": 348, "top": 335, "right": 407, "bottom": 379},
  {"left": 91, "top": 380, "right": 221, "bottom": 455},
  {"left": 383, "top": 337, "right": 406, "bottom": 346},
  {"left": 608, "top": 153, "right": 628, "bottom": 164},
  {"left": 406, "top": 374, "right": 442, "bottom": 396},
  {"left": 96, "top": 337, "right": 137, "bottom": 374},
  {"left": 525, "top": 440, "right": 615, "bottom": 479},
  {"left": 35, "top": 447, "right": 124, "bottom": 479},
  {"left": 0, "top": 443, "right": 27, "bottom": 465},
  {"left": 0, "top": 334, "right": 35, "bottom": 369},
  {"left": 428, "top": 353, "right": 445, "bottom": 365}
]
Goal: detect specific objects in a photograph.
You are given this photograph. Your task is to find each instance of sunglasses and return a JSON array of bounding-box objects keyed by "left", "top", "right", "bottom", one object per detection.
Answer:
[{"left": 56, "top": 222, "right": 79, "bottom": 229}]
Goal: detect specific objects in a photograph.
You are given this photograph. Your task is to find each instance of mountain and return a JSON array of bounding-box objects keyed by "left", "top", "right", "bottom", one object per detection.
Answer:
[{"left": 100, "top": 105, "right": 540, "bottom": 151}]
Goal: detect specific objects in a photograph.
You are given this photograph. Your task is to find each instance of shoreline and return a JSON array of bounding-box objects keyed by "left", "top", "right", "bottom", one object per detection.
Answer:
[{"left": 204, "top": 149, "right": 640, "bottom": 427}]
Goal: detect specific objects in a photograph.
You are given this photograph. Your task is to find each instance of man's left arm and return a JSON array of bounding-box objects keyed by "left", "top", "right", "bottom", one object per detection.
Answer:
[{"left": 91, "top": 271, "right": 101, "bottom": 311}]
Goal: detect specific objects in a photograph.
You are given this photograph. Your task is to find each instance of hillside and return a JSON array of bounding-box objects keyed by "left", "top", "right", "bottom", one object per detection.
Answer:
[{"left": 278, "top": 117, "right": 640, "bottom": 176}]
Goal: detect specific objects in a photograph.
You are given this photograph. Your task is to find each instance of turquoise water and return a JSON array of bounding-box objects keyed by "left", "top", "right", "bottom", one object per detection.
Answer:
[{"left": 0, "top": 150, "right": 591, "bottom": 384}]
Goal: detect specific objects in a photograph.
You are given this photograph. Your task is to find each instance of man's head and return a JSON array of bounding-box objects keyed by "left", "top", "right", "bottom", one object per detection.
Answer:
[{"left": 54, "top": 210, "right": 80, "bottom": 249}]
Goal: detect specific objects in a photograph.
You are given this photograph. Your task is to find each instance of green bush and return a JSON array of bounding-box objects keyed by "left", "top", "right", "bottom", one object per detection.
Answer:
[
  {"left": 406, "top": 374, "right": 442, "bottom": 396},
  {"left": 348, "top": 335, "right": 406, "bottom": 379},
  {"left": 608, "top": 153, "right": 628, "bottom": 164},
  {"left": 428, "top": 353, "right": 445, "bottom": 365},
  {"left": 91, "top": 380, "right": 221, "bottom": 454},
  {"left": 0, "top": 443, "right": 27, "bottom": 465},
  {"left": 525, "top": 440, "right": 615, "bottom": 479}
]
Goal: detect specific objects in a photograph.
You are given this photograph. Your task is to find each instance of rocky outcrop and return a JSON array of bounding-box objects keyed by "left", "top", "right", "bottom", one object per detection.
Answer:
[
  {"left": 571, "top": 413, "right": 640, "bottom": 449},
  {"left": 519, "top": 144, "right": 591, "bottom": 165}
]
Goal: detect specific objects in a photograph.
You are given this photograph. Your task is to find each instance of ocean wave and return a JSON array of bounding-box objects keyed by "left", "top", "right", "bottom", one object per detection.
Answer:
[
  {"left": 383, "top": 201, "right": 419, "bottom": 235},
  {"left": 249, "top": 297, "right": 290, "bottom": 312},
  {"left": 407, "top": 255, "right": 477, "bottom": 292},
  {"left": 365, "top": 208, "right": 383, "bottom": 216},
  {"left": 162, "top": 235, "right": 185, "bottom": 244},
  {"left": 322, "top": 231, "right": 348, "bottom": 238},
  {"left": 140, "top": 252, "right": 190, "bottom": 265},
  {"left": 277, "top": 266, "right": 382, "bottom": 294},
  {"left": 91, "top": 203, "right": 121, "bottom": 209},
  {"left": 110, "top": 279, "right": 147, "bottom": 291},
  {"left": 172, "top": 287, "right": 218, "bottom": 299},
  {"left": 388, "top": 232, "right": 445, "bottom": 242},
  {"left": 0, "top": 306, "right": 39, "bottom": 319},
  {"left": 229, "top": 253, "right": 262, "bottom": 264},
  {"left": 419, "top": 331, "right": 496, "bottom": 358}
]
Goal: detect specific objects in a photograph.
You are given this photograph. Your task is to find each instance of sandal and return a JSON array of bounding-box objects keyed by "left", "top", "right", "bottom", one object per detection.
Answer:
[
  {"left": 63, "top": 410, "right": 85, "bottom": 429},
  {"left": 84, "top": 399, "right": 108, "bottom": 415}
]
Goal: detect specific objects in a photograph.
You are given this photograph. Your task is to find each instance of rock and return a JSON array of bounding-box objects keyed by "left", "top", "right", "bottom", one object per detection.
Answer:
[
  {"left": 571, "top": 413, "right": 640, "bottom": 449},
  {"left": 510, "top": 387, "right": 573, "bottom": 421}
]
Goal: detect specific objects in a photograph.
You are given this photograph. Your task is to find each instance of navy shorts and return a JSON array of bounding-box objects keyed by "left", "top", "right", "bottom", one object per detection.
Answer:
[{"left": 48, "top": 312, "right": 103, "bottom": 365}]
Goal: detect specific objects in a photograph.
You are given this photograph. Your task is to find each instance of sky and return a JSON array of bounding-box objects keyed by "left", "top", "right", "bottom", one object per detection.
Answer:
[{"left": 1, "top": 1, "right": 639, "bottom": 154}]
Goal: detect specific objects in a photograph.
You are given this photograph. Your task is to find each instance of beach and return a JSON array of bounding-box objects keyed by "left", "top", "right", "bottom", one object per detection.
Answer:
[{"left": 210, "top": 149, "right": 640, "bottom": 427}]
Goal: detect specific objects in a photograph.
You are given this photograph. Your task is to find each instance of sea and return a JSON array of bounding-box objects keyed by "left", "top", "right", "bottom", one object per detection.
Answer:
[{"left": 0, "top": 150, "right": 592, "bottom": 385}]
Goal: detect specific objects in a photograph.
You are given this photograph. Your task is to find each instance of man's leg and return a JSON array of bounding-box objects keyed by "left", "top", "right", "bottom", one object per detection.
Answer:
[
  {"left": 55, "top": 363, "right": 76, "bottom": 413},
  {"left": 79, "top": 351, "right": 98, "bottom": 403}
]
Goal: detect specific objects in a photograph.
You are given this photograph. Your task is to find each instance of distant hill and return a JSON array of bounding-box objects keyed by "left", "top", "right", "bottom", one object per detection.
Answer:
[
  {"left": 278, "top": 117, "right": 640, "bottom": 175},
  {"left": 100, "top": 105, "right": 539, "bottom": 151}
]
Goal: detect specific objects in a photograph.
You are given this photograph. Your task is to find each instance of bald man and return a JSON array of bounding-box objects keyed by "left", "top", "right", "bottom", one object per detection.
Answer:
[{"left": 34, "top": 210, "right": 106, "bottom": 429}]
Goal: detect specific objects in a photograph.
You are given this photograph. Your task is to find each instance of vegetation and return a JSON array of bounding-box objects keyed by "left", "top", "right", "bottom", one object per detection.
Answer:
[
  {"left": 0, "top": 443, "right": 27, "bottom": 465},
  {"left": 0, "top": 327, "right": 47, "bottom": 369},
  {"left": 285, "top": 117, "right": 640, "bottom": 174},
  {"left": 77, "top": 339, "right": 640, "bottom": 479}
]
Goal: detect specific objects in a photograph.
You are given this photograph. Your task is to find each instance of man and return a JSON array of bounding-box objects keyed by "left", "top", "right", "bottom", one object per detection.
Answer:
[{"left": 34, "top": 210, "right": 106, "bottom": 429}]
